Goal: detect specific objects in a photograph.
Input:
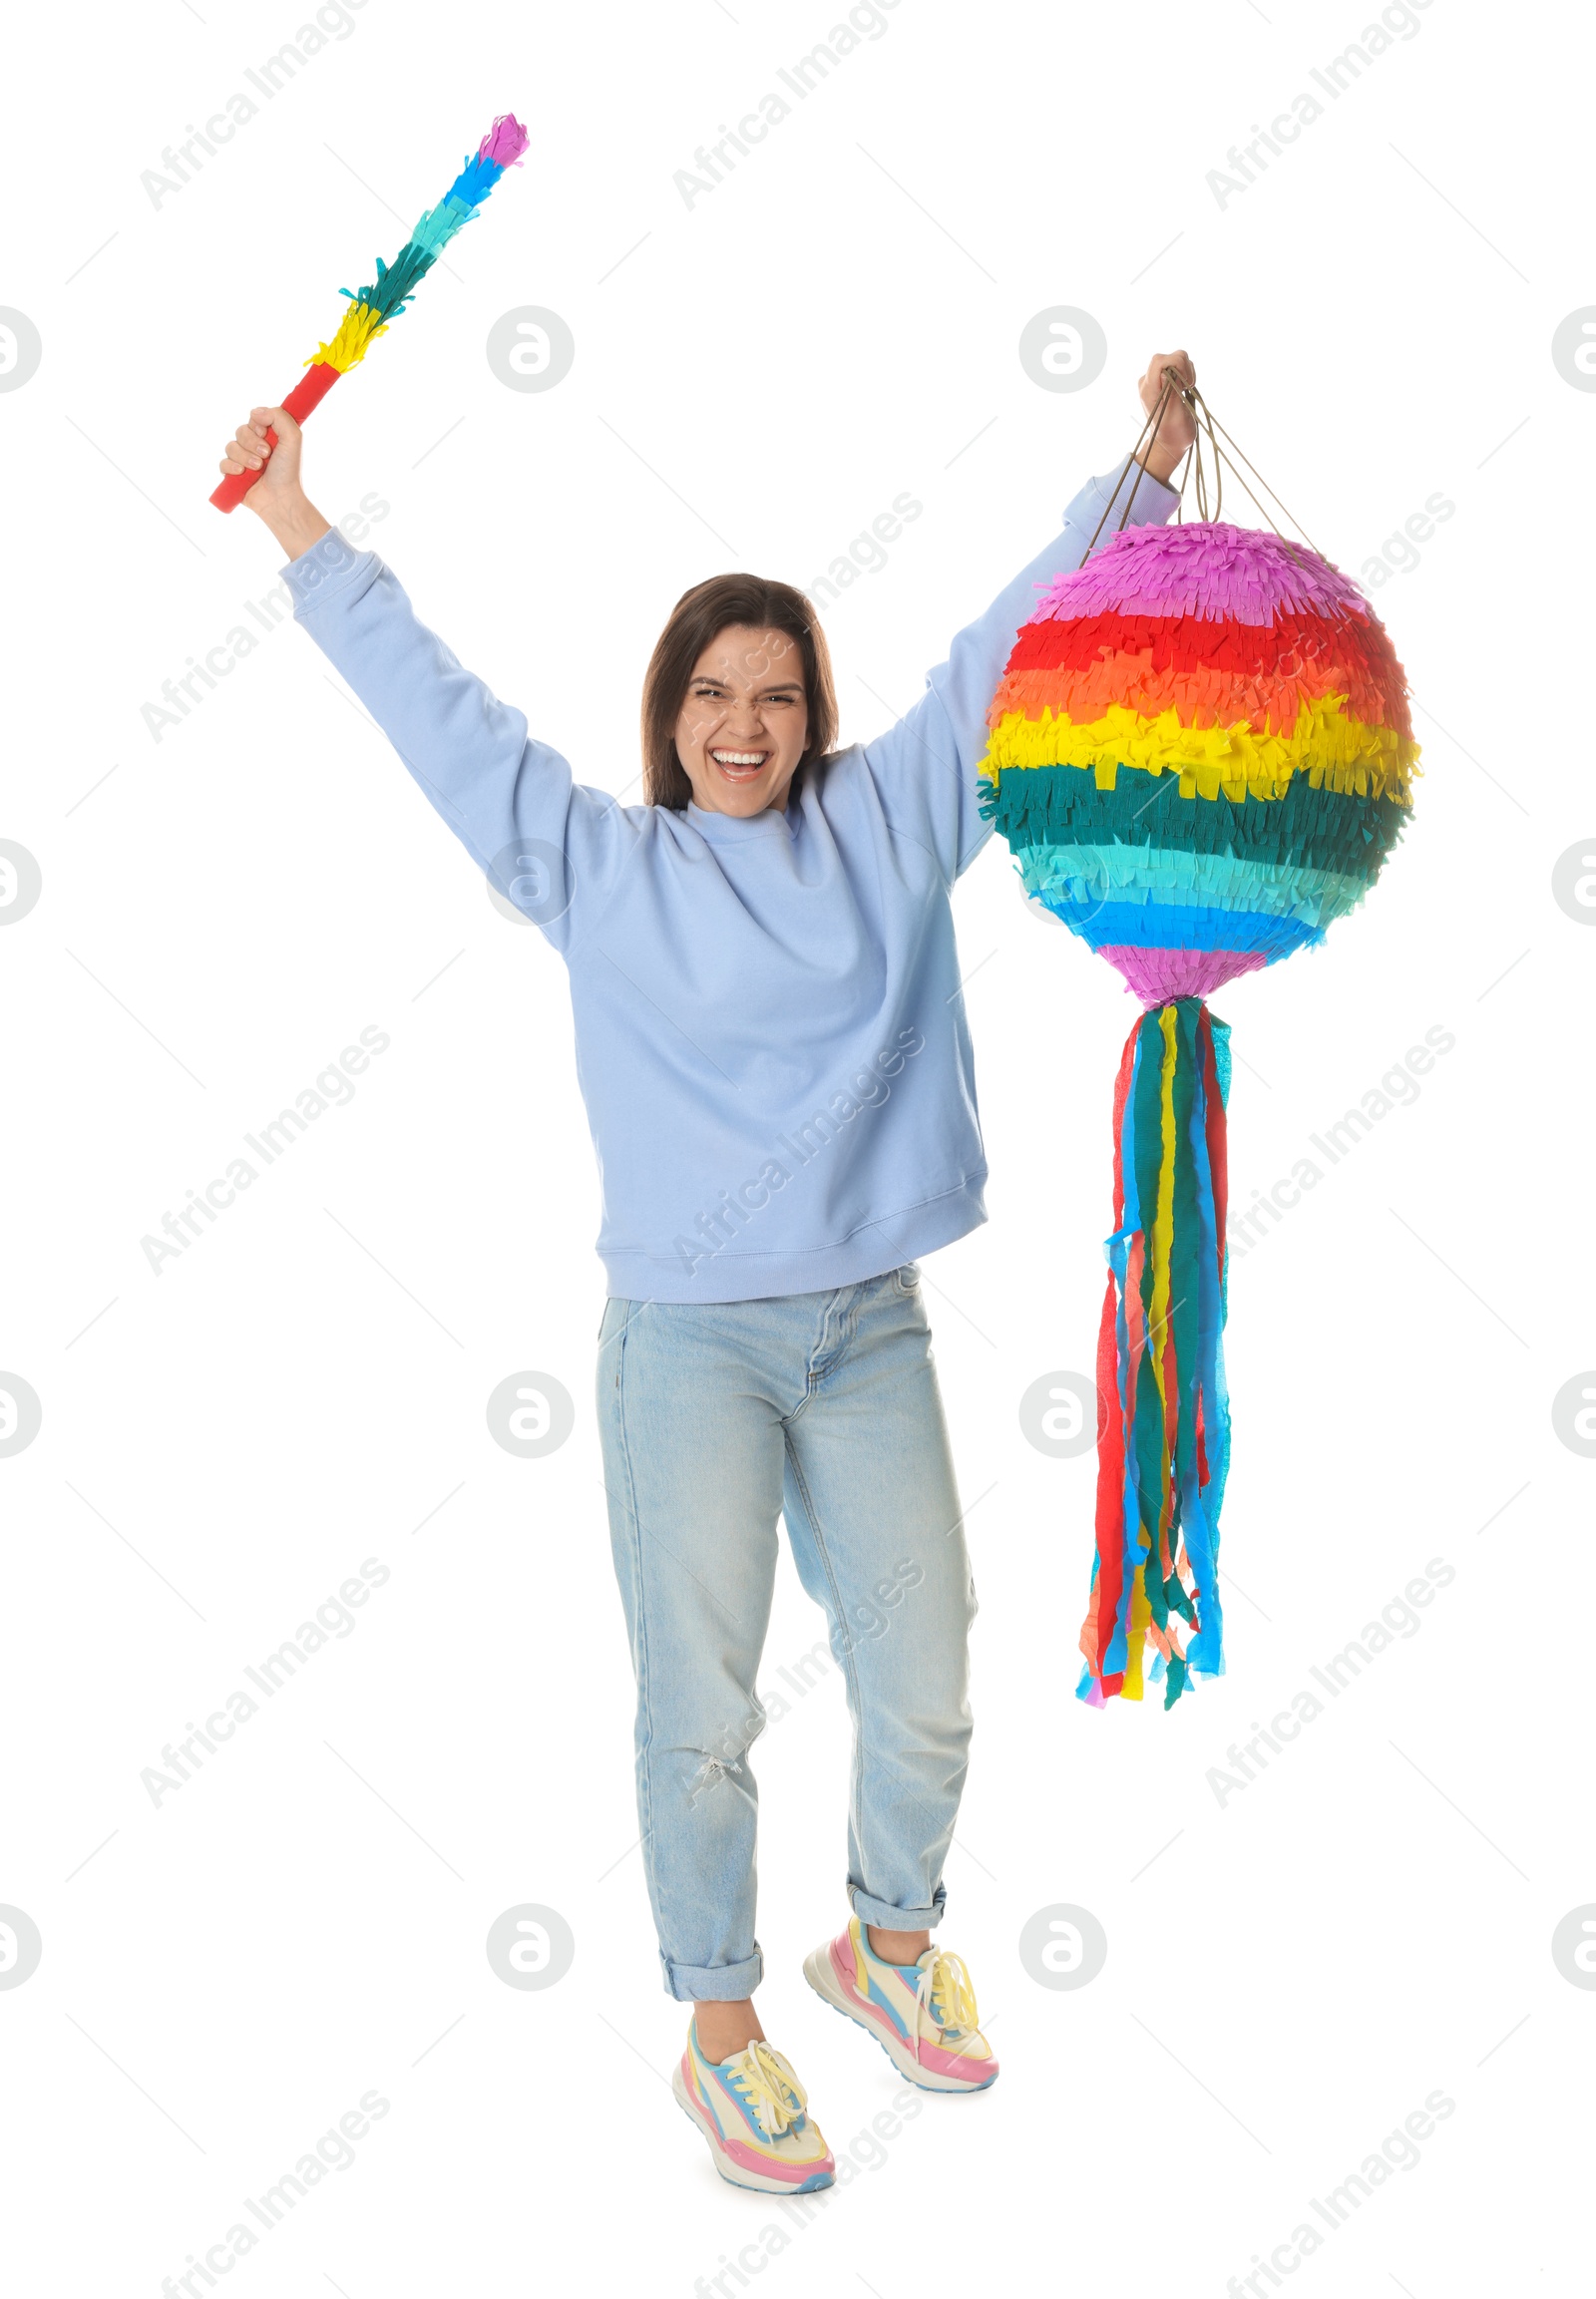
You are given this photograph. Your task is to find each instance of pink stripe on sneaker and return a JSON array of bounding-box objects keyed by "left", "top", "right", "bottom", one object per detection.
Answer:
[
  {"left": 713, "top": 2128, "right": 825, "bottom": 2183},
  {"left": 916, "top": 2036, "right": 997, "bottom": 2084}
]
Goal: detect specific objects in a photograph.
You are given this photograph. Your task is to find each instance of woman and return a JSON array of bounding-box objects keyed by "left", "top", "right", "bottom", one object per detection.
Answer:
[{"left": 217, "top": 349, "right": 1193, "bottom": 2194}]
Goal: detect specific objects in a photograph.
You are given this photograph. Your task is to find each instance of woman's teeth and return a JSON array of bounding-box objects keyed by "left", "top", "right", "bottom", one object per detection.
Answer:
[{"left": 711, "top": 749, "right": 768, "bottom": 775}]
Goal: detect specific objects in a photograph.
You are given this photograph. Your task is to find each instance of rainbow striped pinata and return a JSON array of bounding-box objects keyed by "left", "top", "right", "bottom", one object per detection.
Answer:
[{"left": 981, "top": 518, "right": 1418, "bottom": 1709}]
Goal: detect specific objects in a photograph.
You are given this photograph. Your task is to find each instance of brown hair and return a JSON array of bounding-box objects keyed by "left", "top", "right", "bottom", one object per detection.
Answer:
[{"left": 639, "top": 573, "right": 838, "bottom": 810}]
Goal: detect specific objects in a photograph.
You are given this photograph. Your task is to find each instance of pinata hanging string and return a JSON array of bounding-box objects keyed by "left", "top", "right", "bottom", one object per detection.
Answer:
[
  {"left": 1159, "top": 366, "right": 1325, "bottom": 561},
  {"left": 1077, "top": 365, "right": 1324, "bottom": 571},
  {"left": 1172, "top": 371, "right": 1224, "bottom": 524},
  {"left": 1077, "top": 384, "right": 1176, "bottom": 564},
  {"left": 1188, "top": 395, "right": 1322, "bottom": 560}
]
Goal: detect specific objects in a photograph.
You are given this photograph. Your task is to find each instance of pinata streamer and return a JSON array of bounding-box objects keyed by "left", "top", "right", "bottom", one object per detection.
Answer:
[
  {"left": 209, "top": 114, "right": 529, "bottom": 512},
  {"left": 981, "top": 380, "right": 1418, "bottom": 1708}
]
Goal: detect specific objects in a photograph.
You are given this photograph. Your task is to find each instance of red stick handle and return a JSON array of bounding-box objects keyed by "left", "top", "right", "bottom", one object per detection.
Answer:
[{"left": 208, "top": 363, "right": 343, "bottom": 512}]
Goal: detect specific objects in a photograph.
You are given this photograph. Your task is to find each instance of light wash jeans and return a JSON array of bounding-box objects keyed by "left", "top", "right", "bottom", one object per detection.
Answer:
[{"left": 596, "top": 1266, "right": 978, "bottom": 2002}]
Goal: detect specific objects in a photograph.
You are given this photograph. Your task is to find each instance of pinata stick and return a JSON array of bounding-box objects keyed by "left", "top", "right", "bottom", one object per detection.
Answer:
[{"left": 210, "top": 112, "right": 528, "bottom": 513}]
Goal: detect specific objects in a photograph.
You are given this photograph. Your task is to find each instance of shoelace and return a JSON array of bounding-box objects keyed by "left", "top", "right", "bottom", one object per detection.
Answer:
[
  {"left": 726, "top": 2040, "right": 807, "bottom": 2140},
  {"left": 918, "top": 1950, "right": 980, "bottom": 2042}
]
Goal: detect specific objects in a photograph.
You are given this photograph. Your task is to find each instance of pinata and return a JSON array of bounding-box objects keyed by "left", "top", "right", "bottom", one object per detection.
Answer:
[
  {"left": 209, "top": 113, "right": 528, "bottom": 512},
  {"left": 981, "top": 373, "right": 1419, "bottom": 1708}
]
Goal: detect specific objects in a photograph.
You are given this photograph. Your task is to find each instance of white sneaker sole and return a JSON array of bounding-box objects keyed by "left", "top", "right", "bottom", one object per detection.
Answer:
[
  {"left": 802, "top": 1943, "right": 998, "bottom": 2094},
  {"left": 671, "top": 2062, "right": 835, "bottom": 2193}
]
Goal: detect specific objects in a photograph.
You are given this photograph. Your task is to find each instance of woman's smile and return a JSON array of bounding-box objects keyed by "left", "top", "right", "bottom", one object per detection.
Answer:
[{"left": 708, "top": 746, "right": 773, "bottom": 783}]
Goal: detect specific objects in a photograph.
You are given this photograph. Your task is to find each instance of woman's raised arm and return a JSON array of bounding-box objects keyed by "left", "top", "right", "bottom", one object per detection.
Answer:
[
  {"left": 218, "top": 405, "right": 636, "bottom": 952},
  {"left": 856, "top": 350, "right": 1197, "bottom": 886}
]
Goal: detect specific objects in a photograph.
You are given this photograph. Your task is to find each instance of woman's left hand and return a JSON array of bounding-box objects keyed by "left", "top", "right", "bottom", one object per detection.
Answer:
[{"left": 1135, "top": 349, "right": 1197, "bottom": 482}]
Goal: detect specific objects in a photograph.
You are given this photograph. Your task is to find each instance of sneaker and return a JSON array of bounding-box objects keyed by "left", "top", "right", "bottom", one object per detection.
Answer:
[
  {"left": 672, "top": 2025, "right": 836, "bottom": 2194},
  {"left": 803, "top": 1917, "right": 998, "bottom": 2093}
]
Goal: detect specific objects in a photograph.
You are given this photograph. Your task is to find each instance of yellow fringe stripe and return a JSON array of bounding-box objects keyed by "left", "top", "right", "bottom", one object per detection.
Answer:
[
  {"left": 1123, "top": 1567, "right": 1150, "bottom": 1703},
  {"left": 304, "top": 301, "right": 389, "bottom": 374},
  {"left": 985, "top": 695, "right": 1419, "bottom": 806}
]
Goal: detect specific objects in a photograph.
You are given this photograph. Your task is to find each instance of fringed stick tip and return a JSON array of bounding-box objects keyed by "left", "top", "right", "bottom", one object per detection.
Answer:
[{"left": 480, "top": 113, "right": 530, "bottom": 168}]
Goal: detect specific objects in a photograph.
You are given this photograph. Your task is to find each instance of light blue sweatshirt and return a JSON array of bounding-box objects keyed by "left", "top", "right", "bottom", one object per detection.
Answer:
[{"left": 282, "top": 462, "right": 1178, "bottom": 1302}]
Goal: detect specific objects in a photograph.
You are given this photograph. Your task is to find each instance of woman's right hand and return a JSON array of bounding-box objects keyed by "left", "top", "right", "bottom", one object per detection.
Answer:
[
  {"left": 219, "top": 405, "right": 304, "bottom": 508},
  {"left": 1131, "top": 349, "right": 1198, "bottom": 483},
  {"left": 217, "top": 405, "right": 330, "bottom": 557}
]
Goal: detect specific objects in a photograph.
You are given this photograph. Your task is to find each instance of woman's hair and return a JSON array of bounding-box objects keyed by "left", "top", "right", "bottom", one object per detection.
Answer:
[{"left": 639, "top": 573, "right": 839, "bottom": 810}]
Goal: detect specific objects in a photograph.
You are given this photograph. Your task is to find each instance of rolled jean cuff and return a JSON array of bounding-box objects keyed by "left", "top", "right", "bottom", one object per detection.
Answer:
[
  {"left": 661, "top": 1947, "right": 764, "bottom": 2002},
  {"left": 848, "top": 1881, "right": 947, "bottom": 1932}
]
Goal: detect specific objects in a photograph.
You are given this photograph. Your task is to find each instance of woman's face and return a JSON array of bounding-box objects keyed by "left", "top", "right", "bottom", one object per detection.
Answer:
[{"left": 673, "top": 624, "right": 810, "bottom": 817}]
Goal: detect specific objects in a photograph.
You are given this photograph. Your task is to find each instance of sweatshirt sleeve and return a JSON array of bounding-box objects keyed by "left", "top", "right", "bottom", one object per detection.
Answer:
[
  {"left": 856, "top": 459, "right": 1180, "bottom": 884},
  {"left": 281, "top": 527, "right": 639, "bottom": 953}
]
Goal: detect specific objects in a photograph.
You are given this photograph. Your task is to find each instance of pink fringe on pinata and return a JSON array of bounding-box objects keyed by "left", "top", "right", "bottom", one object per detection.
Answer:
[
  {"left": 1100, "top": 944, "right": 1272, "bottom": 1004},
  {"left": 1031, "top": 521, "right": 1367, "bottom": 628}
]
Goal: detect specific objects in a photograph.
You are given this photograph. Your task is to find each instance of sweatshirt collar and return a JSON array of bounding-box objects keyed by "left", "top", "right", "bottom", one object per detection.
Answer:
[{"left": 684, "top": 801, "right": 793, "bottom": 843}]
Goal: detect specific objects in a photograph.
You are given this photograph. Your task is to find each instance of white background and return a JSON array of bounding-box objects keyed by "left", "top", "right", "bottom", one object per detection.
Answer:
[{"left": 2, "top": 0, "right": 1590, "bottom": 2290}]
